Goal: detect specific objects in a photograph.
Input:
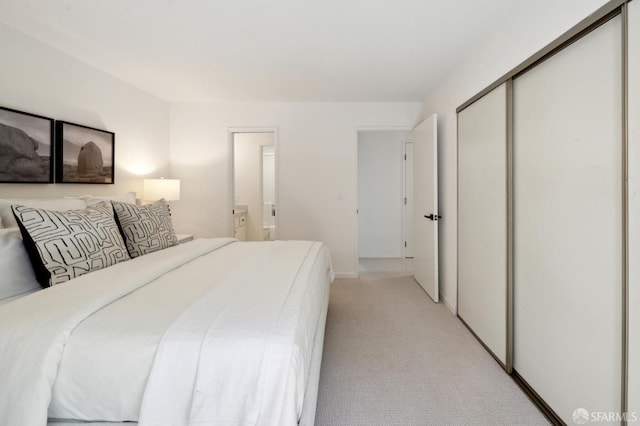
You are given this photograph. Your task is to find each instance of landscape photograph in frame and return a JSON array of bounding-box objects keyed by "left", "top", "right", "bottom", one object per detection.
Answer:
[
  {"left": 0, "top": 106, "right": 54, "bottom": 183},
  {"left": 56, "top": 121, "right": 115, "bottom": 184}
]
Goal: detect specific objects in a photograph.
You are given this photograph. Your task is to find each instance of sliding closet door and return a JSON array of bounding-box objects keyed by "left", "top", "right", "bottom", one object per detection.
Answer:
[
  {"left": 629, "top": 0, "right": 640, "bottom": 415},
  {"left": 458, "top": 83, "right": 507, "bottom": 365},
  {"left": 514, "top": 15, "right": 622, "bottom": 423}
]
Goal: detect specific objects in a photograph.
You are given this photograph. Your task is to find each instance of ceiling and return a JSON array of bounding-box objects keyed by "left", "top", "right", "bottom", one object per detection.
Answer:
[{"left": 0, "top": 0, "right": 519, "bottom": 102}]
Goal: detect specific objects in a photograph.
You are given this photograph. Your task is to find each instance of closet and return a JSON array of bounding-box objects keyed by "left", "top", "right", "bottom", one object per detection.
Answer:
[
  {"left": 458, "top": 83, "right": 507, "bottom": 366},
  {"left": 457, "top": 1, "right": 638, "bottom": 423},
  {"left": 514, "top": 14, "right": 622, "bottom": 418}
]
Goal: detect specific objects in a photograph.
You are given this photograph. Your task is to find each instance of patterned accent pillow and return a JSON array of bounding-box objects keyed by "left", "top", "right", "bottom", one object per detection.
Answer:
[
  {"left": 112, "top": 199, "right": 178, "bottom": 258},
  {"left": 12, "top": 201, "right": 131, "bottom": 288},
  {"left": 0, "top": 198, "right": 87, "bottom": 229}
]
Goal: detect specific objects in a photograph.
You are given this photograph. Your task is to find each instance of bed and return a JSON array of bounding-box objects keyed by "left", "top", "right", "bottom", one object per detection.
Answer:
[{"left": 0, "top": 196, "right": 333, "bottom": 426}]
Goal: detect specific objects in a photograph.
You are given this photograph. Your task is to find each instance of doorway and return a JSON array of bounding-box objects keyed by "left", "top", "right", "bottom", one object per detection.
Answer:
[
  {"left": 230, "top": 130, "right": 277, "bottom": 241},
  {"left": 357, "top": 129, "right": 413, "bottom": 266}
]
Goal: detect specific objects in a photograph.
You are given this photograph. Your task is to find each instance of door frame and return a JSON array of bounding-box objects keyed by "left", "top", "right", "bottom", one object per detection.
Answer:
[
  {"left": 228, "top": 127, "right": 279, "bottom": 240},
  {"left": 354, "top": 126, "right": 414, "bottom": 277}
]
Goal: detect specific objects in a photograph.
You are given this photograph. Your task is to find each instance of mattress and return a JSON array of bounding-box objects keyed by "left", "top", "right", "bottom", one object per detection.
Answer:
[{"left": 0, "top": 238, "right": 333, "bottom": 426}]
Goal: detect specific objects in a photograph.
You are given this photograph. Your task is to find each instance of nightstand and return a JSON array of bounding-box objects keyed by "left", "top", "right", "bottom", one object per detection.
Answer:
[{"left": 176, "top": 234, "right": 194, "bottom": 244}]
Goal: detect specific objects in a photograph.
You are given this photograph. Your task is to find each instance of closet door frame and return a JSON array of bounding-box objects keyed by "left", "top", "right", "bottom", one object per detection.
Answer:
[{"left": 456, "top": 0, "right": 630, "bottom": 421}]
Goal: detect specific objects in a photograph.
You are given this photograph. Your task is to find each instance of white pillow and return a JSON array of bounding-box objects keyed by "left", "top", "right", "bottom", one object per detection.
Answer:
[
  {"left": 0, "top": 198, "right": 86, "bottom": 229},
  {"left": 0, "top": 228, "right": 40, "bottom": 300},
  {"left": 68, "top": 192, "right": 137, "bottom": 207}
]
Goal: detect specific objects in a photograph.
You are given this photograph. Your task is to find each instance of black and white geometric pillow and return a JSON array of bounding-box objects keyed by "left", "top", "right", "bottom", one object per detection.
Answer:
[
  {"left": 112, "top": 199, "right": 178, "bottom": 258},
  {"left": 12, "top": 201, "right": 131, "bottom": 288}
]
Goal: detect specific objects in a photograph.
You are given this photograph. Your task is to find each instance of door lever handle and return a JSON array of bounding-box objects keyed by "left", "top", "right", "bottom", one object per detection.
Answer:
[{"left": 424, "top": 214, "right": 442, "bottom": 221}]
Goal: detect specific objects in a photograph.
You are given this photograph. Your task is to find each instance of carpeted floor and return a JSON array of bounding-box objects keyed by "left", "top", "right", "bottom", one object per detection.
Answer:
[{"left": 314, "top": 265, "right": 549, "bottom": 425}]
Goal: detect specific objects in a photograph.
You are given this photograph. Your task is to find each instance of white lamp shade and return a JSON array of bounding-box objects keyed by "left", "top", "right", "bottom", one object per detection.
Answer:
[{"left": 144, "top": 178, "right": 180, "bottom": 201}]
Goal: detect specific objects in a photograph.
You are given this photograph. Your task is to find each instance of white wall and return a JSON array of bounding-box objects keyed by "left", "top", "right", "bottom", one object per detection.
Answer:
[
  {"left": 0, "top": 23, "right": 170, "bottom": 200},
  {"left": 421, "top": 0, "right": 610, "bottom": 313},
  {"left": 169, "top": 102, "right": 422, "bottom": 276},
  {"left": 233, "top": 132, "right": 274, "bottom": 241},
  {"left": 358, "top": 130, "right": 410, "bottom": 258}
]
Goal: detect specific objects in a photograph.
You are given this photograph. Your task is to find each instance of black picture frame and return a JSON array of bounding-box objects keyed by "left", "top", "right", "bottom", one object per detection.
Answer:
[
  {"left": 56, "top": 121, "right": 115, "bottom": 184},
  {"left": 0, "top": 106, "right": 54, "bottom": 183}
]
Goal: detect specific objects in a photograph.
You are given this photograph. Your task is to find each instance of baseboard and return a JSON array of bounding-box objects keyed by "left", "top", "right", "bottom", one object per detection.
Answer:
[
  {"left": 511, "top": 370, "right": 564, "bottom": 426},
  {"left": 334, "top": 272, "right": 358, "bottom": 279},
  {"left": 441, "top": 295, "right": 456, "bottom": 315},
  {"left": 458, "top": 316, "right": 506, "bottom": 371}
]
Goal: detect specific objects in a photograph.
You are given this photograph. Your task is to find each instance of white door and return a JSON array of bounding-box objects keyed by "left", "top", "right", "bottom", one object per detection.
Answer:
[
  {"left": 412, "top": 114, "right": 438, "bottom": 302},
  {"left": 513, "top": 16, "right": 621, "bottom": 421},
  {"left": 458, "top": 83, "right": 507, "bottom": 365},
  {"left": 403, "top": 142, "right": 414, "bottom": 258}
]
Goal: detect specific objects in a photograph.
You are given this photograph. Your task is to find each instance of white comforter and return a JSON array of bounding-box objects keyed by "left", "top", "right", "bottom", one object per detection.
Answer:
[{"left": 0, "top": 238, "right": 333, "bottom": 426}]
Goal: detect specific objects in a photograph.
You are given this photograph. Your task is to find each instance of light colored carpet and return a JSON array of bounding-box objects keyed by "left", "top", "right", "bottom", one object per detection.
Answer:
[{"left": 315, "top": 272, "right": 549, "bottom": 426}]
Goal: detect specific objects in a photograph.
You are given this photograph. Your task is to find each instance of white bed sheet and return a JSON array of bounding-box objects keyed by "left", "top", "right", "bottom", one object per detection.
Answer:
[
  {"left": 139, "top": 239, "right": 330, "bottom": 426},
  {"left": 0, "top": 238, "right": 332, "bottom": 425},
  {"left": 0, "top": 288, "right": 40, "bottom": 306},
  {"left": 0, "top": 238, "right": 235, "bottom": 426}
]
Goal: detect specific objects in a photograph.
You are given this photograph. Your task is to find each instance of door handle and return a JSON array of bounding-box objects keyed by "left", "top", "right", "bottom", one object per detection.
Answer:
[{"left": 424, "top": 214, "right": 442, "bottom": 221}]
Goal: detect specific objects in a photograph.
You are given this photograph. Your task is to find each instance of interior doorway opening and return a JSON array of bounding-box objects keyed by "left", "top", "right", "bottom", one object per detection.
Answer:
[
  {"left": 230, "top": 130, "right": 277, "bottom": 241},
  {"left": 357, "top": 129, "right": 413, "bottom": 265}
]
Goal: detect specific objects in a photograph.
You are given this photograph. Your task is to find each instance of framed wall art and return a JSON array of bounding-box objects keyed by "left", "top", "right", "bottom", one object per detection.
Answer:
[
  {"left": 0, "top": 106, "right": 54, "bottom": 183},
  {"left": 56, "top": 121, "right": 115, "bottom": 184}
]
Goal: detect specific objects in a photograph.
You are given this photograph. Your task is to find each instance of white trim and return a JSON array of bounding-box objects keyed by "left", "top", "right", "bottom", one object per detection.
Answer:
[
  {"left": 334, "top": 272, "right": 358, "bottom": 279},
  {"left": 355, "top": 126, "right": 417, "bottom": 131},
  {"left": 359, "top": 256, "right": 407, "bottom": 259},
  {"left": 441, "top": 295, "right": 456, "bottom": 315}
]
